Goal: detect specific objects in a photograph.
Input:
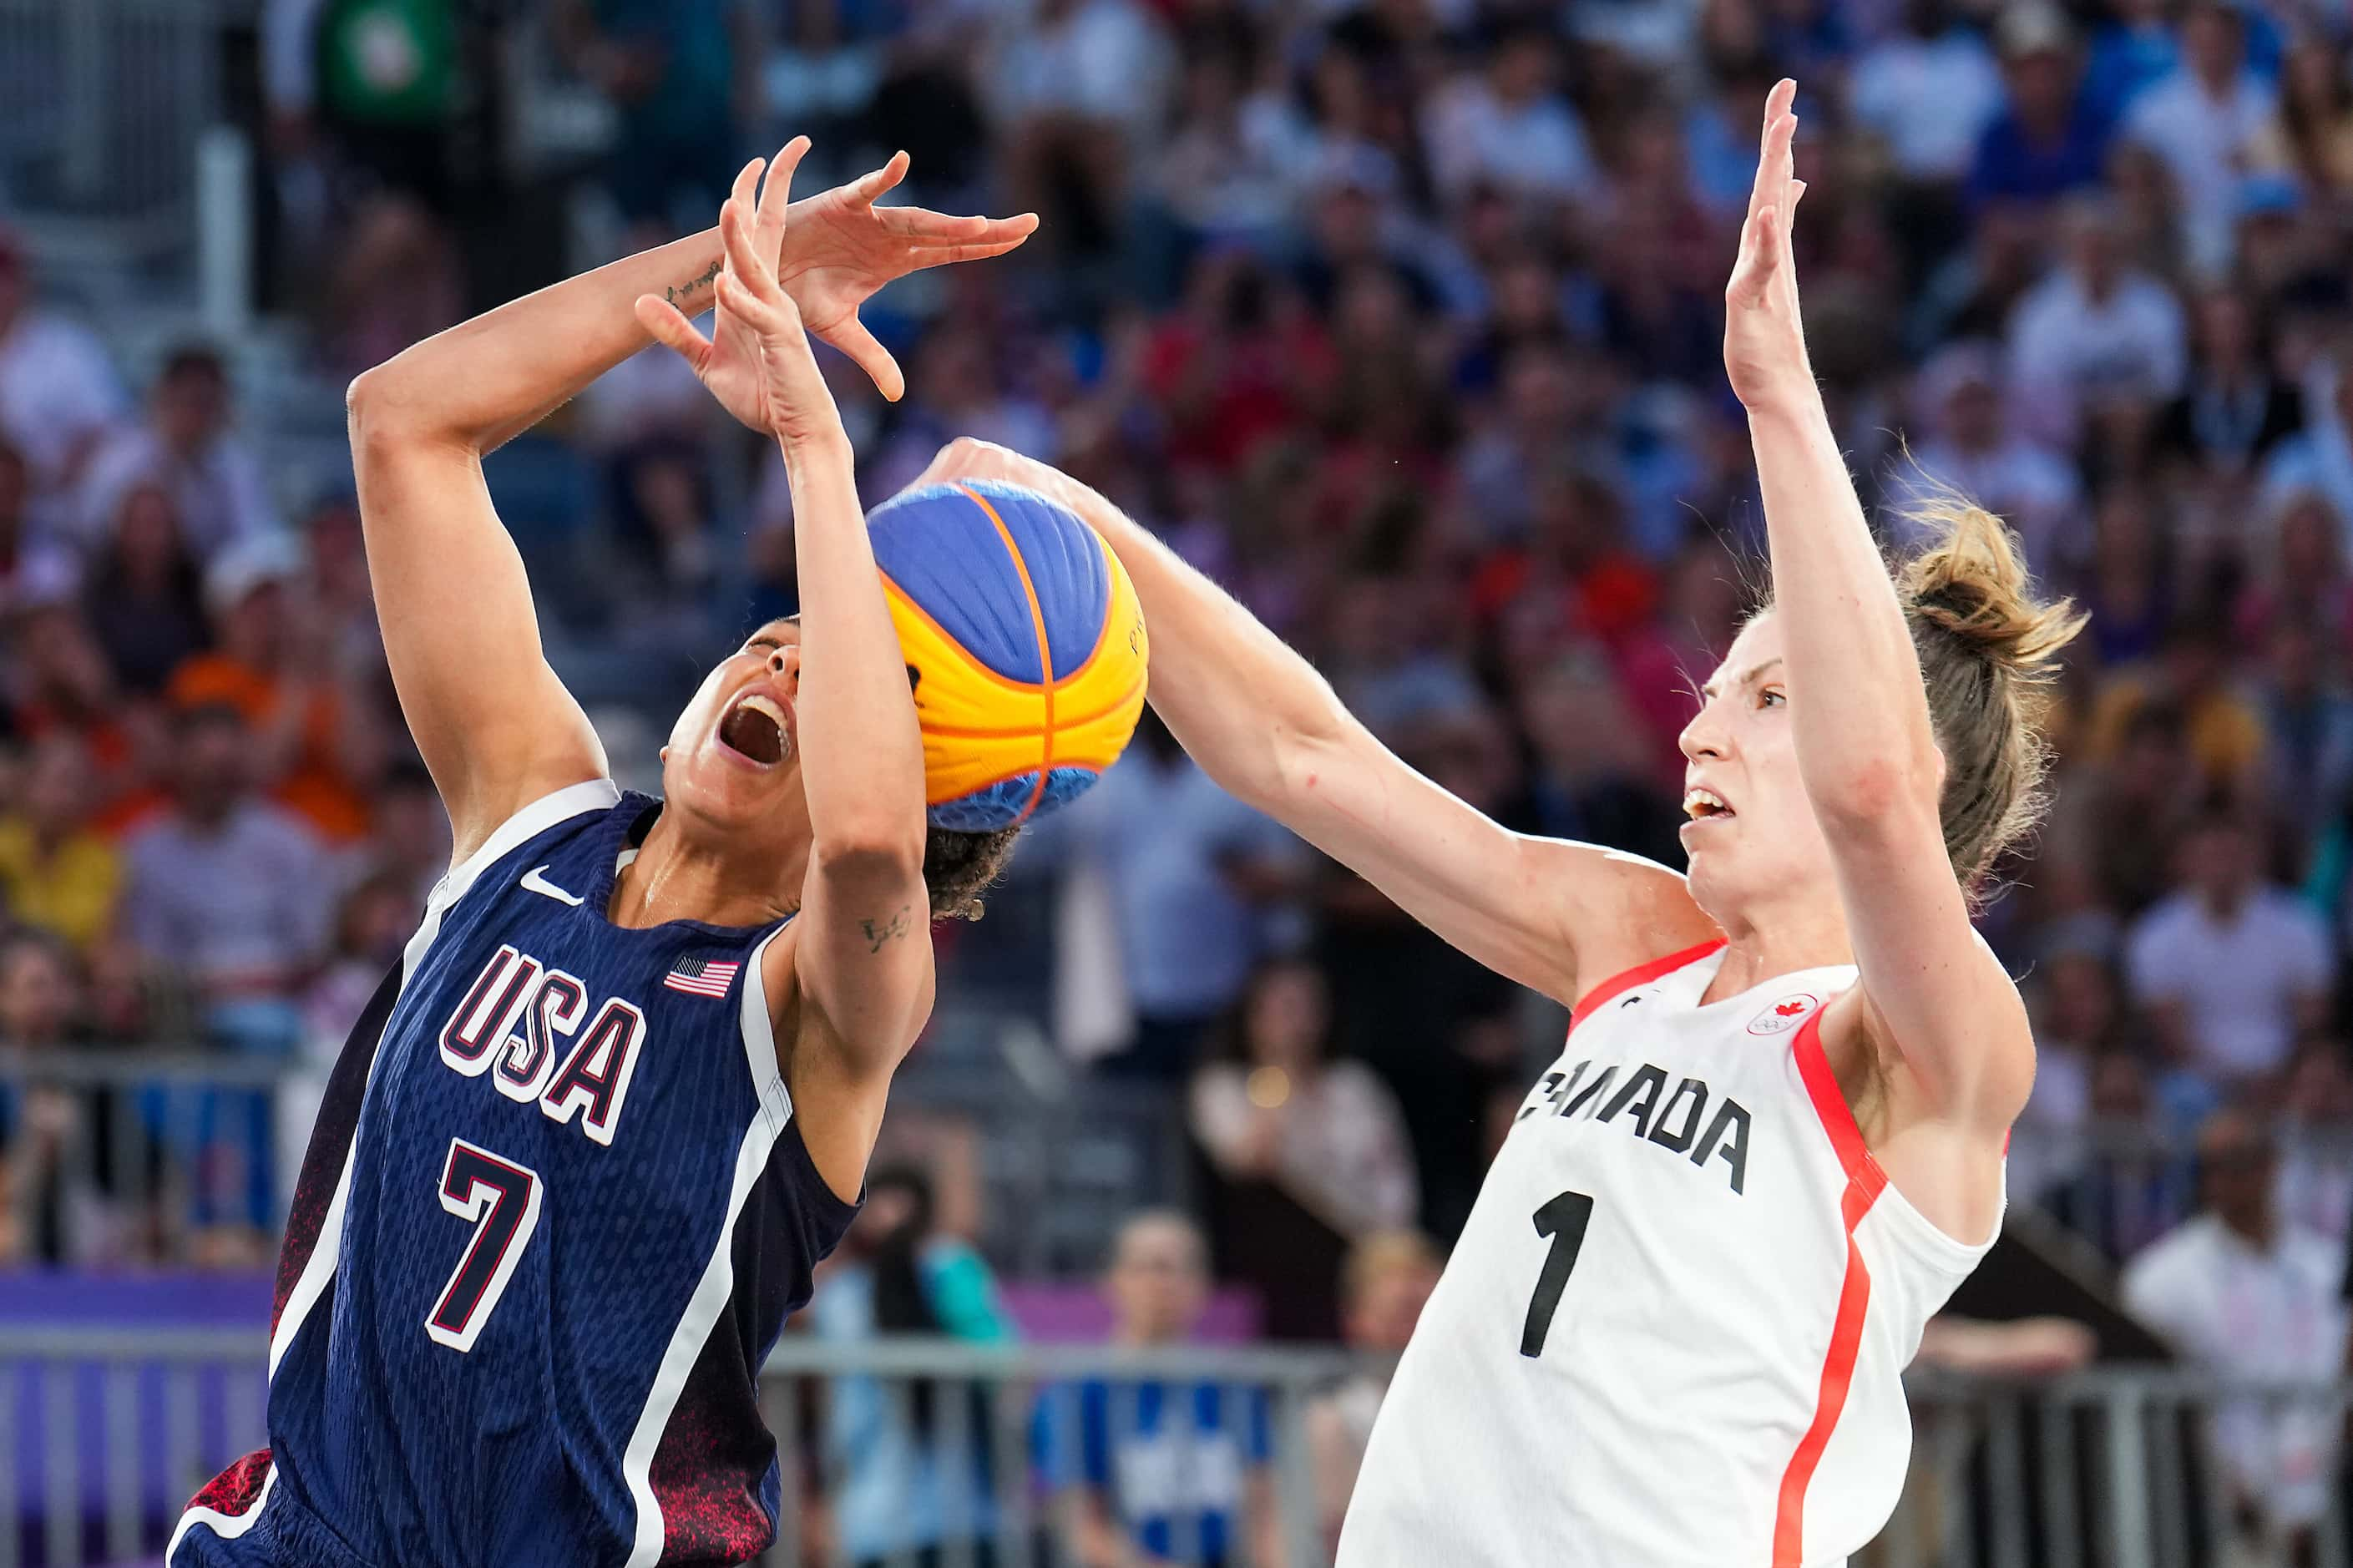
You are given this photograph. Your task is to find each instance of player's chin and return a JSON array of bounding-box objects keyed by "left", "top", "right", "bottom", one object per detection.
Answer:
[{"left": 668, "top": 742, "right": 798, "bottom": 826}]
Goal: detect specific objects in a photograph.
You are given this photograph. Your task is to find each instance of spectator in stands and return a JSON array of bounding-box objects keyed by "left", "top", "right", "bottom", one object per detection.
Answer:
[
  {"left": 2254, "top": 617, "right": 2353, "bottom": 872},
  {"left": 0, "top": 930, "right": 80, "bottom": 1050},
  {"left": 170, "top": 533, "right": 378, "bottom": 844},
  {"left": 0, "top": 732, "right": 122, "bottom": 953},
  {"left": 351, "top": 759, "right": 448, "bottom": 912},
  {"left": 2014, "top": 933, "right": 2123, "bottom": 1201},
  {"left": 280, "top": 870, "right": 416, "bottom": 1201},
  {"left": 555, "top": 0, "right": 754, "bottom": 231},
  {"left": 2005, "top": 195, "right": 2186, "bottom": 445},
  {"left": 1969, "top": 4, "right": 2113, "bottom": 210},
  {"left": 1074, "top": 710, "right": 1303, "bottom": 1078},
  {"left": 812, "top": 1161, "right": 1015, "bottom": 1568},
  {"left": 1848, "top": 0, "right": 2005, "bottom": 190},
  {"left": 2041, "top": 1048, "right": 2194, "bottom": 1263},
  {"left": 2126, "top": 1109, "right": 2344, "bottom": 1556},
  {"left": 1303, "top": 1231, "right": 1441, "bottom": 1555},
  {"left": 0, "top": 229, "right": 127, "bottom": 523},
  {"left": 1897, "top": 341, "right": 2084, "bottom": 565},
  {"left": 1422, "top": 22, "right": 1600, "bottom": 211},
  {"left": 0, "top": 933, "right": 93, "bottom": 1263},
  {"left": 1190, "top": 958, "right": 1418, "bottom": 1339},
  {"left": 1513, "top": 647, "right": 1688, "bottom": 865},
  {"left": 80, "top": 482, "right": 212, "bottom": 695},
  {"left": 75, "top": 346, "right": 277, "bottom": 564},
  {"left": 2122, "top": 0, "right": 2277, "bottom": 278},
  {"left": 122, "top": 702, "right": 331, "bottom": 1055},
  {"left": 1035, "top": 1211, "right": 1276, "bottom": 1568},
  {"left": 2155, "top": 288, "right": 2304, "bottom": 482},
  {"left": 2126, "top": 809, "right": 2332, "bottom": 1088},
  {"left": 2264, "top": 359, "right": 2353, "bottom": 533},
  {"left": 2082, "top": 0, "right": 2178, "bottom": 123},
  {"left": 2253, "top": 38, "right": 2353, "bottom": 200},
  {"left": 0, "top": 438, "right": 79, "bottom": 622},
  {"left": 2275, "top": 1034, "right": 2353, "bottom": 1242},
  {"left": 2084, "top": 612, "right": 2267, "bottom": 802}
]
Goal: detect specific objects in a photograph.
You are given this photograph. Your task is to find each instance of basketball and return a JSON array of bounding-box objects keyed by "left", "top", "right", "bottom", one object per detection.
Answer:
[{"left": 865, "top": 478, "right": 1149, "bottom": 832}]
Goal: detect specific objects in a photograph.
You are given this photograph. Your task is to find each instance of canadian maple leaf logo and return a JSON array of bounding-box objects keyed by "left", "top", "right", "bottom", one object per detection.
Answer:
[{"left": 1774, "top": 1001, "right": 1805, "bottom": 1017}]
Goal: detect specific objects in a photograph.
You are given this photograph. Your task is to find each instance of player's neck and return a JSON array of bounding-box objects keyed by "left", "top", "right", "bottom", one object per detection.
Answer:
[
  {"left": 609, "top": 816, "right": 802, "bottom": 930},
  {"left": 1701, "top": 902, "right": 1853, "bottom": 1004}
]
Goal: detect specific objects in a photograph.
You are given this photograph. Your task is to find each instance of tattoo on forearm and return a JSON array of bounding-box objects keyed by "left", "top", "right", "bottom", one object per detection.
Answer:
[
  {"left": 859, "top": 906, "right": 913, "bottom": 953},
  {"left": 665, "top": 258, "right": 721, "bottom": 306}
]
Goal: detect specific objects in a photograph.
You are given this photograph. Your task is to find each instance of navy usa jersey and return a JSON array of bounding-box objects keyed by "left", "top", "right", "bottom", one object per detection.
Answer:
[{"left": 170, "top": 783, "right": 861, "bottom": 1568}]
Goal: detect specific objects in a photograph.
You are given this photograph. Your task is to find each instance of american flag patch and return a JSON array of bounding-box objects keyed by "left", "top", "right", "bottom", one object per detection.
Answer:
[{"left": 663, "top": 956, "right": 741, "bottom": 998}]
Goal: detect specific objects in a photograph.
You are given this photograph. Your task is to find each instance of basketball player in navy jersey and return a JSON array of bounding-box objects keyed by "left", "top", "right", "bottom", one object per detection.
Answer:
[{"left": 170, "top": 144, "right": 1035, "bottom": 1568}]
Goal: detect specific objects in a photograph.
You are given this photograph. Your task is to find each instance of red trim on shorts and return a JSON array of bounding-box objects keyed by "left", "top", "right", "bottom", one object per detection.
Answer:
[
  {"left": 1566, "top": 938, "right": 1727, "bottom": 1033},
  {"left": 1773, "top": 1004, "right": 1890, "bottom": 1566}
]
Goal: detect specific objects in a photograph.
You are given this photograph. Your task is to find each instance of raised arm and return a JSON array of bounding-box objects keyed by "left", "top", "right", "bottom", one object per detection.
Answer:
[
  {"left": 1724, "top": 83, "right": 2036, "bottom": 1137},
  {"left": 345, "top": 155, "right": 1033, "bottom": 863},
  {"left": 912, "top": 442, "right": 1715, "bottom": 1008},
  {"left": 638, "top": 146, "right": 933, "bottom": 1200}
]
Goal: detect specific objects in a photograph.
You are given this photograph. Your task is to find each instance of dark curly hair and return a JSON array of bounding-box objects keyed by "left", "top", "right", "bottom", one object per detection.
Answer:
[{"left": 922, "top": 822, "right": 1020, "bottom": 920}]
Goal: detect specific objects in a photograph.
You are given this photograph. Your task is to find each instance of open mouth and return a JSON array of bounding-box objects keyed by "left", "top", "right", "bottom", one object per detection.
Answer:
[
  {"left": 1682, "top": 787, "right": 1735, "bottom": 823},
  {"left": 717, "top": 692, "right": 792, "bottom": 767}
]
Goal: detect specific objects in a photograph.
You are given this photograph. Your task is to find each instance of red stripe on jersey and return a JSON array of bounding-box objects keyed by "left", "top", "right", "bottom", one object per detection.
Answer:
[
  {"left": 1774, "top": 1003, "right": 1890, "bottom": 1565},
  {"left": 184, "top": 1445, "right": 273, "bottom": 1521},
  {"left": 1566, "top": 938, "right": 1728, "bottom": 1034}
]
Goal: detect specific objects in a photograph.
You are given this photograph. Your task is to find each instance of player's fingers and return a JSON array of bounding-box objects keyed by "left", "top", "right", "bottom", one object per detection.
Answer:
[
  {"left": 634, "top": 296, "right": 711, "bottom": 365},
  {"left": 1758, "top": 78, "right": 1796, "bottom": 156},
  {"left": 901, "top": 211, "right": 1041, "bottom": 253},
  {"left": 758, "top": 136, "right": 811, "bottom": 252},
  {"left": 849, "top": 149, "right": 911, "bottom": 205},
  {"left": 821, "top": 315, "right": 906, "bottom": 402},
  {"left": 912, "top": 234, "right": 1038, "bottom": 269},
  {"left": 730, "top": 157, "right": 765, "bottom": 217},
  {"left": 721, "top": 201, "right": 780, "bottom": 305},
  {"left": 879, "top": 206, "right": 992, "bottom": 240},
  {"left": 1740, "top": 107, "right": 1785, "bottom": 225}
]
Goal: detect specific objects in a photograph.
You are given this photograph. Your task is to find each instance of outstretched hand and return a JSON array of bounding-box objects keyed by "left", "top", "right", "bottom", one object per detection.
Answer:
[
  {"left": 636, "top": 142, "right": 846, "bottom": 454},
  {"left": 1723, "top": 79, "right": 1812, "bottom": 412},
  {"left": 777, "top": 153, "right": 1037, "bottom": 402}
]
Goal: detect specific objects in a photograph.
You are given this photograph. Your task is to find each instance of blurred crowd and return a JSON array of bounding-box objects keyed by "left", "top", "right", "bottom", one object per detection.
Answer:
[{"left": 8, "top": 0, "right": 2353, "bottom": 1490}]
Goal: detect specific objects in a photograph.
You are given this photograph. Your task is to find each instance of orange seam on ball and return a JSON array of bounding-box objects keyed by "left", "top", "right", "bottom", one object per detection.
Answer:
[
  {"left": 954, "top": 483, "right": 1055, "bottom": 824},
  {"left": 879, "top": 574, "right": 1116, "bottom": 695}
]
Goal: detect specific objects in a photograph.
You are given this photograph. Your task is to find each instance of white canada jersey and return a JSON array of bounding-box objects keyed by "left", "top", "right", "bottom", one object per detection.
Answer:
[{"left": 1341, "top": 942, "right": 2000, "bottom": 1566}]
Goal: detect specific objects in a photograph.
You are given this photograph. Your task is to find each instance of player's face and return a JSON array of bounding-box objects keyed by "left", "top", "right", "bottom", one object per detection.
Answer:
[
  {"left": 1675, "top": 613, "right": 1839, "bottom": 923},
  {"left": 661, "top": 620, "right": 809, "bottom": 840}
]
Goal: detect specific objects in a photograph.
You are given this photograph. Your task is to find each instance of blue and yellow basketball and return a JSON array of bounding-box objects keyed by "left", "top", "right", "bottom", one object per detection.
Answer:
[{"left": 865, "top": 479, "right": 1148, "bottom": 832}]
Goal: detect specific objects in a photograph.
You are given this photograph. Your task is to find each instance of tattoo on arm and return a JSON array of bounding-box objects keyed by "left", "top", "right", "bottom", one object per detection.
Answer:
[
  {"left": 664, "top": 258, "right": 722, "bottom": 307},
  {"left": 858, "top": 905, "right": 913, "bottom": 954}
]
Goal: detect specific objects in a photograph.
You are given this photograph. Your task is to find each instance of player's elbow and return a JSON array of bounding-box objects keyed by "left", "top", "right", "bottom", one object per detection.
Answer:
[
  {"left": 1803, "top": 751, "right": 1940, "bottom": 835},
  {"left": 811, "top": 823, "right": 928, "bottom": 884},
  {"left": 346, "top": 364, "right": 464, "bottom": 454}
]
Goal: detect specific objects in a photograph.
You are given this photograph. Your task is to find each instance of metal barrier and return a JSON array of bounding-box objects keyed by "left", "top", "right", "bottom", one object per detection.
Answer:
[
  {"left": 8, "top": 1325, "right": 2353, "bottom": 1568},
  {"left": 0, "top": 1037, "right": 1192, "bottom": 1274},
  {"left": 0, "top": 0, "right": 246, "bottom": 264},
  {"left": 0, "top": 1050, "right": 296, "bottom": 1269}
]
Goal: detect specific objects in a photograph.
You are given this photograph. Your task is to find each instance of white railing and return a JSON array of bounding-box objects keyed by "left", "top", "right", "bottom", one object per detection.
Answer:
[{"left": 2, "top": 1328, "right": 2348, "bottom": 1568}]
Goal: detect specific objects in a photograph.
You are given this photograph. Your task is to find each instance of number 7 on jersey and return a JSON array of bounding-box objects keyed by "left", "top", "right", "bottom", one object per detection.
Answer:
[
  {"left": 1521, "top": 1190, "right": 1594, "bottom": 1358},
  {"left": 427, "top": 1137, "right": 544, "bottom": 1353}
]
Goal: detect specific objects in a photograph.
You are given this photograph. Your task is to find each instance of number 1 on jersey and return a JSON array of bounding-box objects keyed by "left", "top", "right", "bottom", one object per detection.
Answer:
[
  {"left": 1520, "top": 1190, "right": 1594, "bottom": 1358},
  {"left": 427, "top": 1137, "right": 544, "bottom": 1353}
]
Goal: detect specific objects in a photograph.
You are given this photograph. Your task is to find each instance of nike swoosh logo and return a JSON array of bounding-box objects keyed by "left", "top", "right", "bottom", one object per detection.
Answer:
[{"left": 519, "top": 866, "right": 583, "bottom": 906}]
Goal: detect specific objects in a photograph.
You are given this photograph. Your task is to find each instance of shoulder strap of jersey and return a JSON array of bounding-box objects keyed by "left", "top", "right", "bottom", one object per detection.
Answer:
[
  {"left": 409, "top": 781, "right": 621, "bottom": 959},
  {"left": 1568, "top": 938, "right": 1728, "bottom": 1034}
]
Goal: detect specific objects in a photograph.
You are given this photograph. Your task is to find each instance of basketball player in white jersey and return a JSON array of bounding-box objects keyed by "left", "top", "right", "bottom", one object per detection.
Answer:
[{"left": 914, "top": 80, "right": 2080, "bottom": 1563}]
